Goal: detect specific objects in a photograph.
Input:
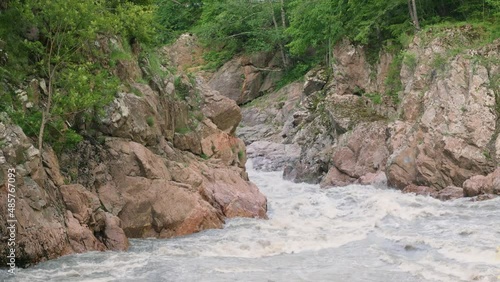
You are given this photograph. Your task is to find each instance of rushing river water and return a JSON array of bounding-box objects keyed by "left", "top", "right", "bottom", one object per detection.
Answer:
[{"left": 2, "top": 161, "right": 500, "bottom": 282}]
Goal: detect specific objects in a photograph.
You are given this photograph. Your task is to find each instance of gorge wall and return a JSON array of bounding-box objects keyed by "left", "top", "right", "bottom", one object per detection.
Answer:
[
  {"left": 232, "top": 26, "right": 500, "bottom": 200},
  {"left": 0, "top": 35, "right": 266, "bottom": 266}
]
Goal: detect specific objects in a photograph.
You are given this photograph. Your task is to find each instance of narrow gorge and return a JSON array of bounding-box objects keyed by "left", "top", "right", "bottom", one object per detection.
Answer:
[{"left": 1, "top": 1, "right": 499, "bottom": 281}]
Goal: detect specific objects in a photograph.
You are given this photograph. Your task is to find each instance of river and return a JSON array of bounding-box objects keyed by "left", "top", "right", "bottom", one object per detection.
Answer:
[{"left": 2, "top": 161, "right": 500, "bottom": 281}]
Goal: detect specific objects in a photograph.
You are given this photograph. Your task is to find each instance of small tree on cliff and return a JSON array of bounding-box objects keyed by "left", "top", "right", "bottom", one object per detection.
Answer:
[{"left": 19, "top": 0, "right": 118, "bottom": 153}]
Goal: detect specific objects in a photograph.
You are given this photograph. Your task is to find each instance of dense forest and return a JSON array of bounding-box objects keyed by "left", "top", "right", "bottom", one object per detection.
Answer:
[{"left": 0, "top": 0, "right": 498, "bottom": 152}]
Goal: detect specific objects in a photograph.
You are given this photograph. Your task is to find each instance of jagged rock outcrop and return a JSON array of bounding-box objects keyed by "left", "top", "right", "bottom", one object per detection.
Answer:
[
  {"left": 162, "top": 33, "right": 205, "bottom": 73},
  {"left": 386, "top": 32, "right": 498, "bottom": 191},
  {"left": 0, "top": 35, "right": 267, "bottom": 266},
  {"left": 238, "top": 82, "right": 303, "bottom": 144},
  {"left": 0, "top": 119, "right": 70, "bottom": 266},
  {"left": 239, "top": 26, "right": 499, "bottom": 200},
  {"left": 65, "top": 138, "right": 266, "bottom": 239},
  {"left": 320, "top": 122, "right": 389, "bottom": 187},
  {"left": 209, "top": 51, "right": 283, "bottom": 105},
  {"left": 236, "top": 81, "right": 305, "bottom": 173},
  {"left": 0, "top": 118, "right": 127, "bottom": 267},
  {"left": 247, "top": 141, "right": 301, "bottom": 171}
]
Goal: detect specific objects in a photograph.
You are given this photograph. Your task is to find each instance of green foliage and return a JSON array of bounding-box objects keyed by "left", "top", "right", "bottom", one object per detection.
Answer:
[
  {"left": 110, "top": 48, "right": 132, "bottom": 67},
  {"left": 385, "top": 53, "right": 403, "bottom": 104},
  {"left": 483, "top": 149, "right": 492, "bottom": 161},
  {"left": 195, "top": 0, "right": 288, "bottom": 69},
  {"left": 431, "top": 53, "right": 447, "bottom": 72},
  {"left": 0, "top": 5, "right": 32, "bottom": 84},
  {"left": 175, "top": 126, "right": 191, "bottom": 134},
  {"left": 115, "top": 2, "right": 158, "bottom": 44},
  {"left": 402, "top": 51, "right": 417, "bottom": 72},
  {"left": 140, "top": 47, "right": 168, "bottom": 80},
  {"left": 365, "top": 92, "right": 382, "bottom": 105},
  {"left": 146, "top": 116, "right": 155, "bottom": 127},
  {"left": 174, "top": 76, "right": 190, "bottom": 100},
  {"left": 151, "top": 0, "right": 498, "bottom": 88},
  {"left": 275, "top": 62, "right": 312, "bottom": 89},
  {"left": 286, "top": 0, "right": 499, "bottom": 63},
  {"left": 156, "top": 0, "right": 203, "bottom": 42},
  {"left": 0, "top": 0, "right": 156, "bottom": 153},
  {"left": 202, "top": 49, "right": 236, "bottom": 71},
  {"left": 237, "top": 150, "right": 245, "bottom": 161},
  {"left": 286, "top": 0, "right": 410, "bottom": 57}
]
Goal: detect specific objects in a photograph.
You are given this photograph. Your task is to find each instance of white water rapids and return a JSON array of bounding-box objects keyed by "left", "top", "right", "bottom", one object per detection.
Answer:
[{"left": 2, "top": 160, "right": 500, "bottom": 281}]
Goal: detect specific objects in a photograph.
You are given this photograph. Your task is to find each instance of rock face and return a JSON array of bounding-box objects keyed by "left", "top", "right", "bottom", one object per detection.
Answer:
[
  {"left": 386, "top": 32, "right": 498, "bottom": 191},
  {"left": 0, "top": 120, "right": 70, "bottom": 266},
  {"left": 238, "top": 26, "right": 499, "bottom": 201},
  {"left": 209, "top": 52, "right": 283, "bottom": 105},
  {"left": 68, "top": 138, "right": 266, "bottom": 239},
  {"left": 0, "top": 35, "right": 267, "bottom": 266},
  {"left": 320, "top": 122, "right": 389, "bottom": 187},
  {"left": 236, "top": 81, "right": 305, "bottom": 175},
  {"left": 247, "top": 141, "right": 301, "bottom": 171}
]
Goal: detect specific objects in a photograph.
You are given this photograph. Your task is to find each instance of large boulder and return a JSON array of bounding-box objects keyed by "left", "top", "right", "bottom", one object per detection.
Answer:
[
  {"left": 199, "top": 77, "right": 242, "bottom": 134},
  {"left": 320, "top": 122, "right": 389, "bottom": 187},
  {"left": 67, "top": 138, "right": 266, "bottom": 239},
  {"left": 463, "top": 168, "right": 500, "bottom": 197}
]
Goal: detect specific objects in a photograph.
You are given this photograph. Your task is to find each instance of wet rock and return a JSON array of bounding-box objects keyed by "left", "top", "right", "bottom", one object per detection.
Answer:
[
  {"left": 463, "top": 175, "right": 489, "bottom": 197},
  {"left": 60, "top": 184, "right": 100, "bottom": 224},
  {"left": 470, "top": 194, "right": 498, "bottom": 201},
  {"left": 66, "top": 211, "right": 106, "bottom": 253},
  {"left": 358, "top": 172, "right": 388, "bottom": 187},
  {"left": 68, "top": 138, "right": 265, "bottom": 239},
  {"left": 324, "top": 122, "right": 389, "bottom": 184},
  {"left": 320, "top": 167, "right": 356, "bottom": 188},
  {"left": 247, "top": 141, "right": 301, "bottom": 171},
  {"left": 102, "top": 213, "right": 129, "bottom": 251},
  {"left": 200, "top": 165, "right": 267, "bottom": 219},
  {"left": 436, "top": 186, "right": 464, "bottom": 201},
  {"left": 402, "top": 184, "right": 438, "bottom": 197},
  {"left": 463, "top": 168, "right": 500, "bottom": 197},
  {"left": 387, "top": 37, "right": 497, "bottom": 190}
]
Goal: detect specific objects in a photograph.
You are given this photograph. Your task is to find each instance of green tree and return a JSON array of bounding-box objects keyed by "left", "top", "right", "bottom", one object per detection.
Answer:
[
  {"left": 195, "top": 0, "right": 289, "bottom": 69},
  {"left": 14, "top": 0, "right": 129, "bottom": 153},
  {"left": 156, "top": 0, "right": 203, "bottom": 42}
]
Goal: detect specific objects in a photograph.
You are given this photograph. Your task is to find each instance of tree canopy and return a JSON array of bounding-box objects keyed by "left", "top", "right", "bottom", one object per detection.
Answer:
[{"left": 155, "top": 0, "right": 499, "bottom": 65}]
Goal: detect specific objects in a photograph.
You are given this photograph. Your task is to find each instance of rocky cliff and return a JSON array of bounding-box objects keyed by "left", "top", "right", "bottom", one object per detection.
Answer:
[
  {"left": 0, "top": 35, "right": 266, "bottom": 267},
  {"left": 235, "top": 26, "right": 499, "bottom": 200}
]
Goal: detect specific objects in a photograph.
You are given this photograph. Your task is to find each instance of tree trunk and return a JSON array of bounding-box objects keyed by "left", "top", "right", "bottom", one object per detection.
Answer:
[
  {"left": 38, "top": 39, "right": 57, "bottom": 156},
  {"left": 408, "top": 0, "right": 420, "bottom": 30},
  {"left": 268, "top": 0, "right": 288, "bottom": 68},
  {"left": 412, "top": 0, "right": 420, "bottom": 30},
  {"left": 38, "top": 77, "right": 52, "bottom": 154},
  {"left": 280, "top": 0, "right": 287, "bottom": 28}
]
